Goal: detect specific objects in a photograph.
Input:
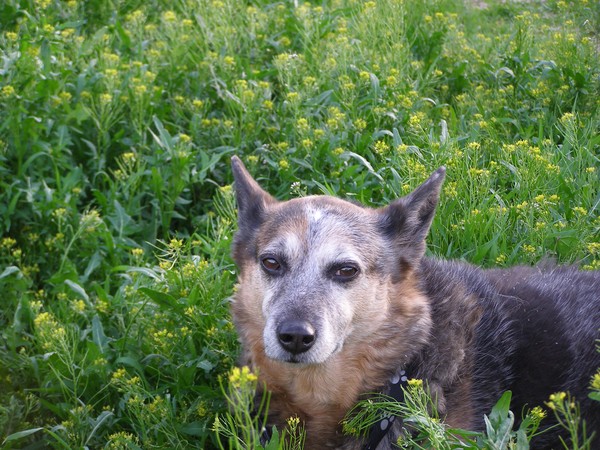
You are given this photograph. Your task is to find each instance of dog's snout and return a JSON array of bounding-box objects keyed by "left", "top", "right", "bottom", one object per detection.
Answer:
[{"left": 277, "top": 320, "right": 316, "bottom": 355}]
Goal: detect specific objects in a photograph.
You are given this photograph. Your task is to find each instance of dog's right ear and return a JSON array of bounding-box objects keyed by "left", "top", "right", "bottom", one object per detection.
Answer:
[
  {"left": 231, "top": 156, "right": 276, "bottom": 255},
  {"left": 378, "top": 167, "right": 445, "bottom": 272}
]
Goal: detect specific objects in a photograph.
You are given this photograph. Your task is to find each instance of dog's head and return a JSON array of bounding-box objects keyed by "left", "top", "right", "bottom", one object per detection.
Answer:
[{"left": 230, "top": 156, "right": 445, "bottom": 365}]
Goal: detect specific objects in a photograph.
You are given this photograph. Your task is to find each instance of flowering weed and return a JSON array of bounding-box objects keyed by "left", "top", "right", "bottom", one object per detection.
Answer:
[{"left": 1, "top": 0, "right": 599, "bottom": 448}]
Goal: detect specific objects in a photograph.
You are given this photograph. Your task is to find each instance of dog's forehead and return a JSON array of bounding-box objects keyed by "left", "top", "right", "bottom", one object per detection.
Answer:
[{"left": 257, "top": 196, "right": 380, "bottom": 254}]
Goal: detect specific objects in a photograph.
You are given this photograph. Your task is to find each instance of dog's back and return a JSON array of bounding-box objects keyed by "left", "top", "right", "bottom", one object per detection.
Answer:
[
  {"left": 487, "top": 265, "right": 600, "bottom": 444},
  {"left": 420, "top": 258, "right": 600, "bottom": 446}
]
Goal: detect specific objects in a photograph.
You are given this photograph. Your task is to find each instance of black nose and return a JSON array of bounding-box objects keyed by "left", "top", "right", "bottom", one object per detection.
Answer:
[{"left": 277, "top": 320, "right": 316, "bottom": 355}]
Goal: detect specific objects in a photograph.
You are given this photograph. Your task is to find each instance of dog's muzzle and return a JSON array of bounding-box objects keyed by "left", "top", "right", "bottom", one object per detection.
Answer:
[{"left": 276, "top": 320, "right": 316, "bottom": 355}]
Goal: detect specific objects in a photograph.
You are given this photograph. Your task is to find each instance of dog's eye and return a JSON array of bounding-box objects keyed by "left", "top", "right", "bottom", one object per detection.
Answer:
[
  {"left": 333, "top": 266, "right": 359, "bottom": 281},
  {"left": 261, "top": 257, "right": 282, "bottom": 273}
]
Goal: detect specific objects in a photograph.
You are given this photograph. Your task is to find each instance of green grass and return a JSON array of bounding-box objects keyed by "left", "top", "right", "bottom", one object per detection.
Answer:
[{"left": 0, "top": 0, "right": 599, "bottom": 448}]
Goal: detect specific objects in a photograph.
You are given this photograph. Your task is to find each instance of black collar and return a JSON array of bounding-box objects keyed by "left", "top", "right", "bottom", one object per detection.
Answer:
[{"left": 363, "top": 369, "right": 409, "bottom": 450}]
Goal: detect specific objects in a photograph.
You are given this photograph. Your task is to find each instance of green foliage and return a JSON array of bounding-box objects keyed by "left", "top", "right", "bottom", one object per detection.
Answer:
[
  {"left": 213, "top": 367, "right": 305, "bottom": 450},
  {"left": 341, "top": 385, "right": 584, "bottom": 450},
  {"left": 0, "top": 0, "right": 599, "bottom": 448}
]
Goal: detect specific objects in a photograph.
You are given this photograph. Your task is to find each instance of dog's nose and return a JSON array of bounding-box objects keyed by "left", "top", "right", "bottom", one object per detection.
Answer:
[{"left": 277, "top": 320, "right": 316, "bottom": 355}]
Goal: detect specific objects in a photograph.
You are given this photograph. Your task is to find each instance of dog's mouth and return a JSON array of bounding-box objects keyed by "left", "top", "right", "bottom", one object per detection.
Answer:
[{"left": 276, "top": 341, "right": 344, "bottom": 365}]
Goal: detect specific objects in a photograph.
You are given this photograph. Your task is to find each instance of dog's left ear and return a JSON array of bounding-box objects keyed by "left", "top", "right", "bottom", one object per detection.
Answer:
[
  {"left": 231, "top": 156, "right": 276, "bottom": 264},
  {"left": 378, "top": 167, "right": 446, "bottom": 264}
]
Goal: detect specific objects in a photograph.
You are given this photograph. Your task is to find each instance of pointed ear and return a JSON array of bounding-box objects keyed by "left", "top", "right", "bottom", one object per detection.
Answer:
[
  {"left": 378, "top": 167, "right": 446, "bottom": 266},
  {"left": 231, "top": 156, "right": 276, "bottom": 263}
]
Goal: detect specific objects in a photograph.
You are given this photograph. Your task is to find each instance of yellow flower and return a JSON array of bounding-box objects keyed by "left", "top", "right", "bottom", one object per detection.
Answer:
[
  {"left": 515, "top": 201, "right": 529, "bottom": 211},
  {"left": 549, "top": 391, "right": 566, "bottom": 402},
  {"left": 99, "top": 93, "right": 112, "bottom": 104},
  {"left": 111, "top": 368, "right": 128, "bottom": 383},
  {"left": 286, "top": 92, "right": 300, "bottom": 102},
  {"left": 590, "top": 370, "right": 600, "bottom": 390},
  {"left": 107, "top": 431, "right": 138, "bottom": 448},
  {"left": 408, "top": 113, "right": 422, "bottom": 128},
  {"left": 1, "top": 85, "right": 16, "bottom": 98},
  {"left": 228, "top": 366, "right": 257, "bottom": 388},
  {"left": 303, "top": 76, "right": 316, "bottom": 87},
  {"left": 162, "top": 10, "right": 177, "bottom": 22},
  {"left": 275, "top": 141, "right": 289, "bottom": 151},
  {"left": 354, "top": 118, "right": 367, "bottom": 131},
  {"left": 301, "top": 138, "right": 313, "bottom": 148},
  {"left": 373, "top": 140, "right": 390, "bottom": 155},
  {"left": 407, "top": 378, "right": 423, "bottom": 388},
  {"left": 359, "top": 71, "right": 370, "bottom": 82},
  {"left": 530, "top": 406, "right": 547, "bottom": 421},
  {"left": 287, "top": 416, "right": 300, "bottom": 427},
  {"left": 72, "top": 299, "right": 86, "bottom": 313},
  {"left": 169, "top": 238, "right": 183, "bottom": 249},
  {"left": 587, "top": 243, "right": 600, "bottom": 255},
  {"left": 560, "top": 112, "right": 575, "bottom": 124},
  {"left": 296, "top": 118, "right": 309, "bottom": 132},
  {"left": 1, "top": 237, "right": 16, "bottom": 249},
  {"left": 34, "top": 312, "right": 54, "bottom": 328}
]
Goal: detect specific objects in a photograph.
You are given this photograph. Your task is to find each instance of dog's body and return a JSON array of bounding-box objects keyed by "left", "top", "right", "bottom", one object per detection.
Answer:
[{"left": 230, "top": 156, "right": 600, "bottom": 449}]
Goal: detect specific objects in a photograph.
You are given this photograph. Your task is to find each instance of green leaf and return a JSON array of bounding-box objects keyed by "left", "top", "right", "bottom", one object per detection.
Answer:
[
  {"left": 589, "top": 391, "right": 600, "bottom": 402},
  {"left": 91, "top": 315, "right": 108, "bottom": 353},
  {"left": 139, "top": 287, "right": 183, "bottom": 313},
  {"left": 484, "top": 391, "right": 515, "bottom": 448},
  {"left": 115, "top": 356, "right": 144, "bottom": 373},
  {"left": 82, "top": 250, "right": 103, "bottom": 282},
  {"left": 150, "top": 116, "right": 174, "bottom": 153},
  {"left": 0, "top": 265, "right": 21, "bottom": 280},
  {"left": 489, "top": 391, "right": 512, "bottom": 425},
  {"left": 263, "top": 426, "right": 280, "bottom": 450},
  {"left": 515, "top": 429, "right": 530, "bottom": 450},
  {"left": 3, "top": 427, "right": 44, "bottom": 442},
  {"left": 65, "top": 279, "right": 90, "bottom": 301},
  {"left": 197, "top": 360, "right": 214, "bottom": 372},
  {"left": 178, "top": 421, "right": 207, "bottom": 437}
]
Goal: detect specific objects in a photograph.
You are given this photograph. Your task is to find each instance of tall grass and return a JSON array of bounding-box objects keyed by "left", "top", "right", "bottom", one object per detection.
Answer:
[{"left": 0, "top": 0, "right": 598, "bottom": 448}]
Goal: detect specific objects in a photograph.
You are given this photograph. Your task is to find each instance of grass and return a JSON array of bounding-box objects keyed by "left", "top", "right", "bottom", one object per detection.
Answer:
[{"left": 0, "top": 0, "right": 599, "bottom": 448}]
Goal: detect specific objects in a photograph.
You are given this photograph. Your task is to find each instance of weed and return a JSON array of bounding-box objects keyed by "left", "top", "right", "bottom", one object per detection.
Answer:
[{"left": 1, "top": 0, "right": 599, "bottom": 448}]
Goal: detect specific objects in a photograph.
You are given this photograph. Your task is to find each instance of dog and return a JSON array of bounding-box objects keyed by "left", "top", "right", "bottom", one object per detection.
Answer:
[{"left": 229, "top": 155, "right": 600, "bottom": 449}]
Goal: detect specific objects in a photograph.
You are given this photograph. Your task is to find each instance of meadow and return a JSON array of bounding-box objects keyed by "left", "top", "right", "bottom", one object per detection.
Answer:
[{"left": 0, "top": 0, "right": 599, "bottom": 448}]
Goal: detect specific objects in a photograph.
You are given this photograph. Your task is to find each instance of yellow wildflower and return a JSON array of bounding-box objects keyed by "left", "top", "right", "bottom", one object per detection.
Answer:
[{"left": 162, "top": 11, "right": 177, "bottom": 22}]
